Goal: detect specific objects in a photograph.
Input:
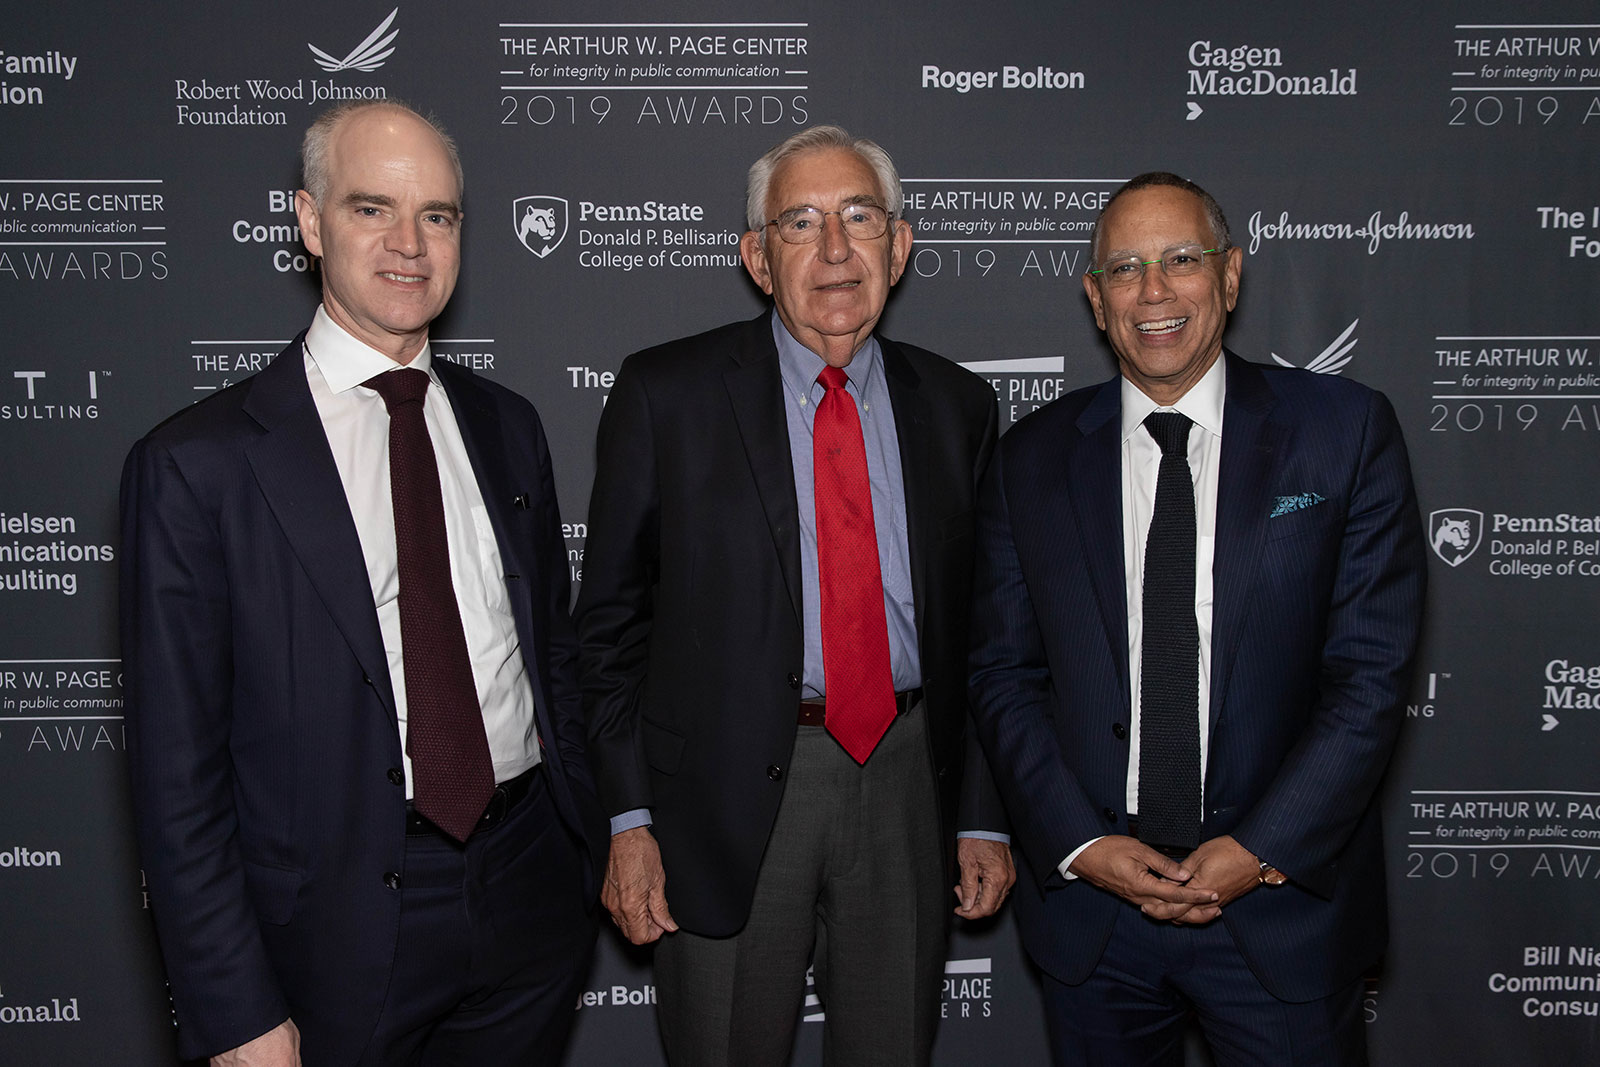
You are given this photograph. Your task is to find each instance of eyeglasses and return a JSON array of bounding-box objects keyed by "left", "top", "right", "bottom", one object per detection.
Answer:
[
  {"left": 765, "top": 202, "right": 893, "bottom": 244},
  {"left": 1088, "top": 245, "right": 1222, "bottom": 287}
]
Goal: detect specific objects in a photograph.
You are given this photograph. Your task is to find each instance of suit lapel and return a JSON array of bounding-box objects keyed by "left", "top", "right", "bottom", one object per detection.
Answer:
[
  {"left": 241, "top": 336, "right": 395, "bottom": 715},
  {"left": 1209, "top": 354, "right": 1287, "bottom": 738},
  {"left": 881, "top": 339, "right": 933, "bottom": 642},
  {"left": 1070, "top": 379, "right": 1131, "bottom": 705},
  {"left": 723, "top": 317, "right": 803, "bottom": 624}
]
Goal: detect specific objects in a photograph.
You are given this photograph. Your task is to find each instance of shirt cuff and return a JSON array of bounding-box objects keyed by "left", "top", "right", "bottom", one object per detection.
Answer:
[
  {"left": 956, "top": 830, "right": 1010, "bottom": 845},
  {"left": 610, "top": 808, "right": 653, "bottom": 835},
  {"left": 1058, "top": 836, "right": 1102, "bottom": 880}
]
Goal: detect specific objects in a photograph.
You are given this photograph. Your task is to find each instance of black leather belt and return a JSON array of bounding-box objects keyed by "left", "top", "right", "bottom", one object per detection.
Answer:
[
  {"left": 405, "top": 764, "right": 540, "bottom": 838},
  {"left": 798, "top": 688, "right": 923, "bottom": 727},
  {"left": 1124, "top": 816, "right": 1192, "bottom": 859}
]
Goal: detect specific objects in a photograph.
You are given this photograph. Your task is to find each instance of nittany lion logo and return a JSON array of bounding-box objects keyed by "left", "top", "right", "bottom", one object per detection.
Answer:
[
  {"left": 1429, "top": 509, "right": 1483, "bottom": 568},
  {"left": 512, "top": 196, "right": 569, "bottom": 259}
]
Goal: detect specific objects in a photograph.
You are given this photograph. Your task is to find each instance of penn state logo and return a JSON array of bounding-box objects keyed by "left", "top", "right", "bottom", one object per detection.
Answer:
[
  {"left": 512, "top": 196, "right": 569, "bottom": 259},
  {"left": 1428, "top": 508, "right": 1483, "bottom": 568}
]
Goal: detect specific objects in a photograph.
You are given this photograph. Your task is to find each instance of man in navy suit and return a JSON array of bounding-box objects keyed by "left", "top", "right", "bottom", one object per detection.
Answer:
[
  {"left": 120, "top": 100, "right": 603, "bottom": 1066},
  {"left": 968, "top": 173, "right": 1426, "bottom": 1064}
]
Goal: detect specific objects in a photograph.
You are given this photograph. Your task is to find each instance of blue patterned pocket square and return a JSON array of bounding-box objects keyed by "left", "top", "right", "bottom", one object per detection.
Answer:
[{"left": 1270, "top": 492, "right": 1326, "bottom": 518}]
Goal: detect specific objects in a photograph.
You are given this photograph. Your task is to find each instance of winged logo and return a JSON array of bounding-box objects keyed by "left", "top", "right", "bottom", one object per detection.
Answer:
[
  {"left": 309, "top": 8, "right": 399, "bottom": 73},
  {"left": 1271, "top": 318, "right": 1358, "bottom": 375}
]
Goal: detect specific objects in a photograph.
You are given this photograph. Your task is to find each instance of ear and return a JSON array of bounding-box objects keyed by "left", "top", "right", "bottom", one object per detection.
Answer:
[
  {"left": 887, "top": 218, "right": 913, "bottom": 286},
  {"left": 294, "top": 190, "right": 323, "bottom": 259},
  {"left": 1222, "top": 245, "right": 1243, "bottom": 312},
  {"left": 740, "top": 230, "right": 773, "bottom": 294},
  {"left": 1081, "top": 271, "right": 1107, "bottom": 330}
]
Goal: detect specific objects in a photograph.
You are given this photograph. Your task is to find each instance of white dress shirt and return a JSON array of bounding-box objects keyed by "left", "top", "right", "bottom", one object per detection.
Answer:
[
  {"left": 303, "top": 306, "right": 540, "bottom": 796},
  {"left": 1061, "top": 356, "right": 1224, "bottom": 877}
]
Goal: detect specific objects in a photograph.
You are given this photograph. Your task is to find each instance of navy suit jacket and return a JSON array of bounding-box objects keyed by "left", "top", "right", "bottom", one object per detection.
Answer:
[
  {"left": 968, "top": 352, "right": 1425, "bottom": 1002},
  {"left": 576, "top": 314, "right": 1006, "bottom": 936},
  {"left": 119, "top": 336, "right": 605, "bottom": 1061}
]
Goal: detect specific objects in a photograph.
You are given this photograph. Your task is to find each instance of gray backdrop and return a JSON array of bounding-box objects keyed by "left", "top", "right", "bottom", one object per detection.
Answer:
[{"left": 3, "top": 1, "right": 1598, "bottom": 1062}]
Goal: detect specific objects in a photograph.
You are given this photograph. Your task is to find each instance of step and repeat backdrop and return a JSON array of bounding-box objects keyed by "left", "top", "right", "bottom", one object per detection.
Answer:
[{"left": 2, "top": 1, "right": 1597, "bottom": 1063}]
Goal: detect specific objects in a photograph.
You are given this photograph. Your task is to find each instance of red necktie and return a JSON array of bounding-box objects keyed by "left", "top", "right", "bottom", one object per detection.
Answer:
[
  {"left": 365, "top": 368, "right": 495, "bottom": 842},
  {"left": 813, "top": 365, "right": 897, "bottom": 763}
]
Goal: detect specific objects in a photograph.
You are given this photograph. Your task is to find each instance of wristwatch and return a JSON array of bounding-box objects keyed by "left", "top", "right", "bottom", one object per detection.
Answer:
[{"left": 1258, "top": 860, "right": 1288, "bottom": 886}]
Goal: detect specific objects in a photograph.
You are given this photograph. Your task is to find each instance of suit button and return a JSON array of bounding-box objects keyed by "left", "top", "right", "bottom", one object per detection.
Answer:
[
  {"left": 786, "top": 672, "right": 800, "bottom": 690},
  {"left": 1111, "top": 723, "right": 1127, "bottom": 740},
  {"left": 387, "top": 768, "right": 404, "bottom": 786},
  {"left": 1103, "top": 807, "right": 1118, "bottom": 824},
  {"left": 383, "top": 871, "right": 402, "bottom": 890},
  {"left": 362, "top": 674, "right": 374, "bottom": 686},
  {"left": 767, "top": 765, "right": 783, "bottom": 781}
]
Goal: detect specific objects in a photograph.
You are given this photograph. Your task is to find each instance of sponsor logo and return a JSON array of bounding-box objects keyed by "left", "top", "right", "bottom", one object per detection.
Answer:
[
  {"left": 310, "top": 7, "right": 399, "bottom": 72},
  {"left": 0, "top": 49, "right": 79, "bottom": 106},
  {"left": 1271, "top": 319, "right": 1357, "bottom": 375},
  {"left": 1429, "top": 509, "right": 1483, "bottom": 568},
  {"left": 0, "top": 998, "right": 80, "bottom": 1024},
  {"left": 920, "top": 65, "right": 1086, "bottom": 93},
  {"left": 804, "top": 958, "right": 994, "bottom": 1022},
  {"left": 0, "top": 845, "right": 63, "bottom": 867},
  {"left": 513, "top": 196, "right": 569, "bottom": 258},
  {"left": 1247, "top": 210, "right": 1475, "bottom": 256}
]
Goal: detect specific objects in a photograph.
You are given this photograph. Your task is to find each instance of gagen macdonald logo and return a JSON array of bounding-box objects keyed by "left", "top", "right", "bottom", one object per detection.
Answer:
[
  {"left": 513, "top": 196, "right": 569, "bottom": 258},
  {"left": 1271, "top": 318, "right": 1358, "bottom": 375},
  {"left": 1430, "top": 508, "right": 1484, "bottom": 567},
  {"left": 173, "top": 6, "right": 398, "bottom": 125},
  {"left": 309, "top": 7, "right": 399, "bottom": 72},
  {"left": 1247, "top": 209, "right": 1475, "bottom": 255}
]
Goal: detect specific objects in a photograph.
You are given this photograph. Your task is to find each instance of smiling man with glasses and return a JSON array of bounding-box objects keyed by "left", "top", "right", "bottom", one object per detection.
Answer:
[
  {"left": 969, "top": 171, "right": 1427, "bottom": 1065},
  {"left": 576, "top": 125, "right": 1014, "bottom": 1065}
]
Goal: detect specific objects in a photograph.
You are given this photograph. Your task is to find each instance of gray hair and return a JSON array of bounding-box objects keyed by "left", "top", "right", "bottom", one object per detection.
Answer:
[
  {"left": 300, "top": 99, "right": 463, "bottom": 208},
  {"left": 745, "top": 125, "right": 903, "bottom": 241},
  {"left": 1089, "top": 171, "right": 1231, "bottom": 263}
]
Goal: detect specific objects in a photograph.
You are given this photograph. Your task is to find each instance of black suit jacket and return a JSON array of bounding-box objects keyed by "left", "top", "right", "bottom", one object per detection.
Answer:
[
  {"left": 968, "top": 353, "right": 1426, "bottom": 1002},
  {"left": 576, "top": 314, "right": 1005, "bottom": 936},
  {"left": 119, "top": 336, "right": 605, "bottom": 1061}
]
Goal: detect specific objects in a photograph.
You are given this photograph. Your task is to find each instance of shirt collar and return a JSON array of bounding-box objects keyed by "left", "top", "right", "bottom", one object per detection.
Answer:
[
  {"left": 304, "top": 304, "right": 436, "bottom": 394},
  {"left": 771, "top": 310, "right": 882, "bottom": 403},
  {"left": 1119, "top": 353, "right": 1226, "bottom": 444}
]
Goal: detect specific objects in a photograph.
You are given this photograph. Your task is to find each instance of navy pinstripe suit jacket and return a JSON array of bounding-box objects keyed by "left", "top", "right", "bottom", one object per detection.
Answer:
[{"left": 968, "top": 351, "right": 1425, "bottom": 1002}]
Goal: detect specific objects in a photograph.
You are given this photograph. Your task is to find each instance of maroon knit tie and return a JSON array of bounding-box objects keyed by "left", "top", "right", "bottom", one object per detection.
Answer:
[
  {"left": 813, "top": 365, "right": 897, "bottom": 763},
  {"left": 365, "top": 368, "right": 495, "bottom": 842}
]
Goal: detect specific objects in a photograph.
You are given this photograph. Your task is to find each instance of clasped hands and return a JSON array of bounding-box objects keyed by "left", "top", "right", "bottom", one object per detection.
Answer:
[{"left": 1067, "top": 833, "right": 1266, "bottom": 924}]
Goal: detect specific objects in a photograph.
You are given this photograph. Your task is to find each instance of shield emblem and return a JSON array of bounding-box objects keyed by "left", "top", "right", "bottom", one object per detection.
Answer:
[
  {"left": 512, "top": 196, "right": 568, "bottom": 258},
  {"left": 1428, "top": 508, "right": 1483, "bottom": 568}
]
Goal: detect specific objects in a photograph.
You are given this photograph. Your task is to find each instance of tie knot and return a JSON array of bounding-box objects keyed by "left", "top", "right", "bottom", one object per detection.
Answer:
[
  {"left": 817, "top": 365, "right": 850, "bottom": 393},
  {"left": 364, "top": 367, "right": 430, "bottom": 412},
  {"left": 1144, "top": 411, "right": 1192, "bottom": 456}
]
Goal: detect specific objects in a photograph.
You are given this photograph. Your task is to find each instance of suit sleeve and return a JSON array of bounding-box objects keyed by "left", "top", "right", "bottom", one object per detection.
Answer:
[
  {"left": 574, "top": 358, "right": 660, "bottom": 819},
  {"left": 968, "top": 448, "right": 1109, "bottom": 884},
  {"left": 119, "top": 437, "right": 289, "bottom": 1059},
  {"left": 1231, "top": 390, "right": 1426, "bottom": 897},
  {"left": 529, "top": 407, "right": 599, "bottom": 801},
  {"left": 956, "top": 392, "right": 1012, "bottom": 836}
]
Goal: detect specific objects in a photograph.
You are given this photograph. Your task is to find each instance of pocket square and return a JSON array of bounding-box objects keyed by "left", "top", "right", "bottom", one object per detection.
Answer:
[{"left": 1270, "top": 492, "right": 1325, "bottom": 518}]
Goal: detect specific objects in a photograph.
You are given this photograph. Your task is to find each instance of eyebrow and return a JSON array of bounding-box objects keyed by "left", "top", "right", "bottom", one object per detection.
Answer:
[
  {"left": 339, "top": 191, "right": 461, "bottom": 216},
  {"left": 776, "top": 193, "right": 886, "bottom": 215},
  {"left": 1102, "top": 241, "right": 1207, "bottom": 259}
]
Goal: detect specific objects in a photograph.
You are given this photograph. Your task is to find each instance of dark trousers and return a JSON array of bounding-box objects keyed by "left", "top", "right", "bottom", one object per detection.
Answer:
[
  {"left": 654, "top": 703, "right": 947, "bottom": 1066},
  {"left": 1042, "top": 903, "right": 1366, "bottom": 1067},
  {"left": 357, "top": 767, "right": 598, "bottom": 1067}
]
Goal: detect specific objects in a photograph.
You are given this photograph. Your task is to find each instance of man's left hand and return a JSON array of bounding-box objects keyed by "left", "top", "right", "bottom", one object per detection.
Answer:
[
  {"left": 1173, "top": 835, "right": 1263, "bottom": 924},
  {"left": 954, "top": 838, "right": 1016, "bottom": 919}
]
